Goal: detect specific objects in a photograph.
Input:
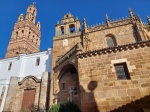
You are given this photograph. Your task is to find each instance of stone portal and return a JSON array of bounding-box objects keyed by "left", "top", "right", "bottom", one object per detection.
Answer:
[{"left": 58, "top": 64, "right": 80, "bottom": 107}]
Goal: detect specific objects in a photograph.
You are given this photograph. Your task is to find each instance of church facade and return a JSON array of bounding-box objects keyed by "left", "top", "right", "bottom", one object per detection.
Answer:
[
  {"left": 50, "top": 9, "right": 150, "bottom": 112},
  {"left": 0, "top": 3, "right": 150, "bottom": 112}
]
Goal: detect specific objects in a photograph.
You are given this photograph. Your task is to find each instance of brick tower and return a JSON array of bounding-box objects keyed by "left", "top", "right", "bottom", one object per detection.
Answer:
[{"left": 5, "top": 3, "right": 41, "bottom": 58}]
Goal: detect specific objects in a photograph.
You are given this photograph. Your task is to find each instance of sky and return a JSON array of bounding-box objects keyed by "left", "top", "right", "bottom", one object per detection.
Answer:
[{"left": 0, "top": 0, "right": 150, "bottom": 59}]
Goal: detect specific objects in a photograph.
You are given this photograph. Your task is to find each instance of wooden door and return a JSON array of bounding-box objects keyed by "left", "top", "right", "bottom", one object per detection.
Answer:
[{"left": 21, "top": 89, "right": 36, "bottom": 112}]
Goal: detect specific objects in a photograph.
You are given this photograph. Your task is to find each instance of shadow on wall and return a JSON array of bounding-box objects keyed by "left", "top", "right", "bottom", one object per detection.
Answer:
[
  {"left": 80, "top": 81, "right": 99, "bottom": 112},
  {"left": 110, "top": 95, "right": 150, "bottom": 112}
]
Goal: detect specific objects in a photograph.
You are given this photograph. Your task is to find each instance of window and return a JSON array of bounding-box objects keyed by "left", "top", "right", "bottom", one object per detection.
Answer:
[
  {"left": 32, "top": 17, "right": 34, "bottom": 21},
  {"left": 16, "top": 31, "right": 18, "bottom": 36},
  {"left": 114, "top": 63, "right": 130, "bottom": 80},
  {"left": 33, "top": 10, "right": 35, "bottom": 14},
  {"left": 62, "top": 83, "right": 65, "bottom": 90},
  {"left": 36, "top": 57, "right": 40, "bottom": 66},
  {"left": 106, "top": 36, "right": 116, "bottom": 47},
  {"left": 36, "top": 39, "right": 38, "bottom": 44},
  {"left": 8, "top": 62, "right": 12, "bottom": 71}
]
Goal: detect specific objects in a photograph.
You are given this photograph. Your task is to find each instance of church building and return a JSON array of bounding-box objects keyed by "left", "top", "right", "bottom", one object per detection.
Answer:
[
  {"left": 50, "top": 8, "right": 150, "bottom": 112},
  {"left": 0, "top": 2, "right": 150, "bottom": 112}
]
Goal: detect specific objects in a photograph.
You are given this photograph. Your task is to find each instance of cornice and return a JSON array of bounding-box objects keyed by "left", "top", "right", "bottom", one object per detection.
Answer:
[
  {"left": 9, "top": 39, "right": 39, "bottom": 51},
  {"left": 77, "top": 40, "right": 150, "bottom": 58},
  {"left": 87, "top": 15, "right": 140, "bottom": 33},
  {"left": 53, "top": 32, "right": 81, "bottom": 41}
]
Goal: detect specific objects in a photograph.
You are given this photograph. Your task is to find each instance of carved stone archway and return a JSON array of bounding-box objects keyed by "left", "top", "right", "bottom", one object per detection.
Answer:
[{"left": 18, "top": 76, "right": 41, "bottom": 112}]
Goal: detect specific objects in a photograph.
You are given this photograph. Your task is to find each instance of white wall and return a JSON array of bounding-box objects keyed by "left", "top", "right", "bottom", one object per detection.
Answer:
[{"left": 0, "top": 48, "right": 52, "bottom": 112}]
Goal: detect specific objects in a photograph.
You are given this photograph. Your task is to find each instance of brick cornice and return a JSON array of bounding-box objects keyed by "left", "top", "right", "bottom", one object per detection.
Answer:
[{"left": 77, "top": 40, "right": 150, "bottom": 58}]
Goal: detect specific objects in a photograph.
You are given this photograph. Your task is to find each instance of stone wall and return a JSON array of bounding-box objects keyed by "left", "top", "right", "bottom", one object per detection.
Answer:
[
  {"left": 3, "top": 72, "right": 50, "bottom": 112},
  {"left": 86, "top": 24, "right": 136, "bottom": 51},
  {"left": 50, "top": 35, "right": 81, "bottom": 105},
  {"left": 78, "top": 45, "right": 150, "bottom": 112}
]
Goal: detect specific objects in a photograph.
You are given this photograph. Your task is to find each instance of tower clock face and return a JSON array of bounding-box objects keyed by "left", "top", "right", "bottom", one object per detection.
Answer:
[{"left": 63, "top": 39, "right": 68, "bottom": 47}]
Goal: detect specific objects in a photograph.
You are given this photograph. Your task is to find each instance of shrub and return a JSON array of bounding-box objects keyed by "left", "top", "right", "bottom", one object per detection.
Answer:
[{"left": 49, "top": 101, "right": 81, "bottom": 112}]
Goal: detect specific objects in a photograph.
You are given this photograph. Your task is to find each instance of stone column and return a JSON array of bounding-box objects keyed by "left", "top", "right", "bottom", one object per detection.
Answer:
[
  {"left": 39, "top": 72, "right": 50, "bottom": 111},
  {"left": 3, "top": 76, "right": 19, "bottom": 112}
]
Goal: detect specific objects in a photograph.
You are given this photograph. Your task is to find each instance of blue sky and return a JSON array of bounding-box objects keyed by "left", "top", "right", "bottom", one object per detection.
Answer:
[{"left": 0, "top": 0, "right": 150, "bottom": 58}]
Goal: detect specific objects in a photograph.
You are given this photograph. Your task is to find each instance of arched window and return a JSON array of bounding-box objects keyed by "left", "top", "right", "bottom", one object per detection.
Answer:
[
  {"left": 16, "top": 31, "right": 18, "bottom": 36},
  {"left": 36, "top": 39, "right": 38, "bottom": 44},
  {"left": 106, "top": 35, "right": 117, "bottom": 47},
  {"left": 33, "top": 10, "right": 35, "bottom": 14}
]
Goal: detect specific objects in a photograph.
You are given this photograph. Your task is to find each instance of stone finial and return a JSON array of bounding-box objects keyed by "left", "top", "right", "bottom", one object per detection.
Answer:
[
  {"left": 106, "top": 13, "right": 109, "bottom": 21},
  {"left": 57, "top": 20, "right": 59, "bottom": 24},
  {"left": 18, "top": 13, "right": 24, "bottom": 22},
  {"left": 129, "top": 8, "right": 134, "bottom": 18},
  {"left": 136, "top": 14, "right": 142, "bottom": 23},
  {"left": 32, "top": 2, "right": 36, "bottom": 6},
  {"left": 147, "top": 16, "right": 150, "bottom": 24},
  {"left": 36, "top": 21, "right": 41, "bottom": 30},
  {"left": 83, "top": 18, "right": 87, "bottom": 29},
  {"left": 106, "top": 13, "right": 110, "bottom": 27},
  {"left": 76, "top": 17, "right": 79, "bottom": 20}
]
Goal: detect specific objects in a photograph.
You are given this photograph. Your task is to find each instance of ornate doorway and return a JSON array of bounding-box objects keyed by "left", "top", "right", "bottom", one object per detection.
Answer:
[
  {"left": 21, "top": 89, "right": 36, "bottom": 112},
  {"left": 58, "top": 64, "right": 80, "bottom": 107}
]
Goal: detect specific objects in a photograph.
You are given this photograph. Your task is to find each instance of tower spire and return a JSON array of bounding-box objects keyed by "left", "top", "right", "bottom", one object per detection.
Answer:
[
  {"left": 25, "top": 3, "right": 37, "bottom": 24},
  {"left": 5, "top": 3, "right": 41, "bottom": 58}
]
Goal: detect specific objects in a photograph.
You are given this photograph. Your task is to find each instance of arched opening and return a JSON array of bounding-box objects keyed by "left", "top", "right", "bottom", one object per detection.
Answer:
[
  {"left": 33, "top": 10, "right": 35, "bottom": 15},
  {"left": 106, "top": 34, "right": 117, "bottom": 47},
  {"left": 60, "top": 26, "right": 64, "bottom": 35},
  {"left": 69, "top": 24, "right": 75, "bottom": 33},
  {"left": 57, "top": 64, "right": 80, "bottom": 107}
]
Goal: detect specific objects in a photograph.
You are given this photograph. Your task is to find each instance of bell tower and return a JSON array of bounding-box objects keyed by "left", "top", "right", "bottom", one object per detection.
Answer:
[
  {"left": 5, "top": 3, "right": 41, "bottom": 58},
  {"left": 25, "top": 3, "right": 37, "bottom": 24}
]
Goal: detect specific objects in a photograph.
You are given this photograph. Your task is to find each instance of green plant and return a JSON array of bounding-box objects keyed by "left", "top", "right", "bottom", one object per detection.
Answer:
[{"left": 49, "top": 101, "right": 81, "bottom": 112}]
